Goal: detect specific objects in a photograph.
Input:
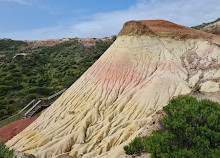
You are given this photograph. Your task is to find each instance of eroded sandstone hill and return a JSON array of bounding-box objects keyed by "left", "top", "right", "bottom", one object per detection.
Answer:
[
  {"left": 7, "top": 20, "right": 220, "bottom": 158},
  {"left": 192, "top": 18, "right": 220, "bottom": 36},
  {"left": 201, "top": 20, "right": 220, "bottom": 35}
]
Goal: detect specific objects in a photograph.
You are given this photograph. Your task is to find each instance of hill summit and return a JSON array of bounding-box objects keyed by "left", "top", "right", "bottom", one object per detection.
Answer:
[{"left": 7, "top": 20, "right": 220, "bottom": 158}]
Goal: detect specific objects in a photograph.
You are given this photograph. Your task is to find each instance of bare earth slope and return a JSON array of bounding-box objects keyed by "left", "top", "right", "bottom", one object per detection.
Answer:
[
  {"left": 201, "top": 21, "right": 220, "bottom": 36},
  {"left": 7, "top": 20, "right": 220, "bottom": 158},
  {"left": 0, "top": 116, "right": 38, "bottom": 142}
]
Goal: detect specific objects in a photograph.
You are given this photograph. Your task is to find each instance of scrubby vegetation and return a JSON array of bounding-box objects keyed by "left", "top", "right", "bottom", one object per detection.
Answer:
[
  {"left": 124, "top": 96, "right": 220, "bottom": 157},
  {"left": 192, "top": 18, "right": 220, "bottom": 30},
  {"left": 0, "top": 141, "right": 16, "bottom": 158},
  {"left": 0, "top": 37, "right": 115, "bottom": 121}
]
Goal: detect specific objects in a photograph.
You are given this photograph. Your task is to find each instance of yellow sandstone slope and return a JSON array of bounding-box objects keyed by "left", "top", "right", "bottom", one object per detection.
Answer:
[{"left": 7, "top": 20, "right": 220, "bottom": 158}]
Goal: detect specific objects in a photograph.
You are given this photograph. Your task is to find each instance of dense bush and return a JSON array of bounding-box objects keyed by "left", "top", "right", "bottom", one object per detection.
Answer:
[
  {"left": 124, "top": 137, "right": 145, "bottom": 155},
  {"left": 0, "top": 37, "right": 116, "bottom": 121},
  {"left": 124, "top": 96, "right": 220, "bottom": 157},
  {"left": 0, "top": 141, "right": 16, "bottom": 158},
  {"left": 0, "top": 39, "right": 27, "bottom": 51}
]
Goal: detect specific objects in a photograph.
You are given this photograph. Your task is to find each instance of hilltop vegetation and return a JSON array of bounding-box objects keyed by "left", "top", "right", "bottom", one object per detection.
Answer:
[
  {"left": 192, "top": 18, "right": 220, "bottom": 30},
  {"left": 0, "top": 37, "right": 115, "bottom": 121},
  {"left": 124, "top": 96, "right": 220, "bottom": 157}
]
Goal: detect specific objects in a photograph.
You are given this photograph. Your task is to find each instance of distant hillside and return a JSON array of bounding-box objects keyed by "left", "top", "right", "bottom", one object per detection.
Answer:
[
  {"left": 0, "top": 37, "right": 116, "bottom": 121},
  {"left": 192, "top": 18, "right": 220, "bottom": 34}
]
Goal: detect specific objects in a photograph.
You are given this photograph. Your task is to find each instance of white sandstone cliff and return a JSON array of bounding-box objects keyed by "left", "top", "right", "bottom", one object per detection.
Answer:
[{"left": 7, "top": 20, "right": 220, "bottom": 158}]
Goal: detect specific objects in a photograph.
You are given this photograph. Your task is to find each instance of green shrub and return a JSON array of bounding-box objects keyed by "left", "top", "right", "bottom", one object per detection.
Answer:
[
  {"left": 0, "top": 39, "right": 27, "bottom": 51},
  {"left": 26, "top": 87, "right": 54, "bottom": 96},
  {"left": 124, "top": 96, "right": 220, "bottom": 157},
  {"left": 0, "top": 141, "right": 17, "bottom": 158},
  {"left": 124, "top": 137, "right": 145, "bottom": 155},
  {"left": 0, "top": 85, "right": 12, "bottom": 96}
]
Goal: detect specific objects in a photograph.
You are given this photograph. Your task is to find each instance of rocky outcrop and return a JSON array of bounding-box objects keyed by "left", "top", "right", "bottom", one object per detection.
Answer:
[
  {"left": 26, "top": 38, "right": 71, "bottom": 48},
  {"left": 76, "top": 36, "right": 115, "bottom": 47},
  {"left": 14, "top": 151, "right": 36, "bottom": 158},
  {"left": 6, "top": 20, "right": 220, "bottom": 158},
  {"left": 119, "top": 153, "right": 151, "bottom": 158}
]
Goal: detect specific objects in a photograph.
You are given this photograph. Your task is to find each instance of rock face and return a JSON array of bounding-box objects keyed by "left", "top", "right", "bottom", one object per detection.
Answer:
[{"left": 7, "top": 20, "right": 220, "bottom": 158}]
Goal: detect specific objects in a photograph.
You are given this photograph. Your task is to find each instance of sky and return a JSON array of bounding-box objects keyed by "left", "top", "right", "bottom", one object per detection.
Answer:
[{"left": 0, "top": 0, "right": 219, "bottom": 40}]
